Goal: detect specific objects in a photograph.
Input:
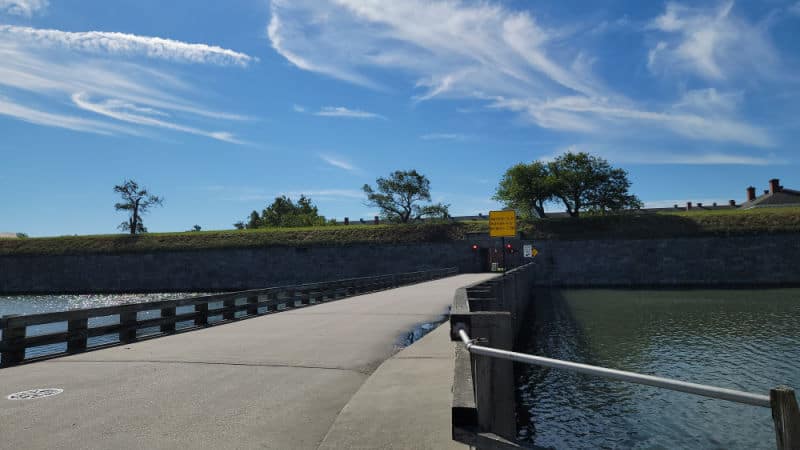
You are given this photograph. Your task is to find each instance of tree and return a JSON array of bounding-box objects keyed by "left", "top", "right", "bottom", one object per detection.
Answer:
[
  {"left": 234, "top": 195, "right": 328, "bottom": 229},
  {"left": 547, "top": 152, "right": 641, "bottom": 217},
  {"left": 190, "top": 225, "right": 202, "bottom": 232},
  {"left": 493, "top": 161, "right": 555, "bottom": 219},
  {"left": 114, "top": 180, "right": 163, "bottom": 235},
  {"left": 362, "top": 170, "right": 450, "bottom": 223}
]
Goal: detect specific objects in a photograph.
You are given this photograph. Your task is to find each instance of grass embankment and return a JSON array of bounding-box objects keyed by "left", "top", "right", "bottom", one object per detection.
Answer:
[
  {"left": 523, "top": 207, "right": 800, "bottom": 240},
  {"left": 2, "top": 208, "right": 798, "bottom": 256},
  {"left": 0, "top": 222, "right": 487, "bottom": 256}
]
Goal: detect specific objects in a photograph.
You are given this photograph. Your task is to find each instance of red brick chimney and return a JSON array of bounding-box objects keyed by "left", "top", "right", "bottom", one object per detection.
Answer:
[
  {"left": 746, "top": 186, "right": 756, "bottom": 201},
  {"left": 769, "top": 178, "right": 781, "bottom": 194}
]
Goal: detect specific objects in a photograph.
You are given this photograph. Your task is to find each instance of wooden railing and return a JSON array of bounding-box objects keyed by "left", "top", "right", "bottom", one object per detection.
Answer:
[{"left": 0, "top": 267, "right": 458, "bottom": 367}]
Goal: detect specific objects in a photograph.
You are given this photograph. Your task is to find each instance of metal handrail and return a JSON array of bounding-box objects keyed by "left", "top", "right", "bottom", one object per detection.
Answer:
[{"left": 455, "top": 327, "right": 771, "bottom": 408}]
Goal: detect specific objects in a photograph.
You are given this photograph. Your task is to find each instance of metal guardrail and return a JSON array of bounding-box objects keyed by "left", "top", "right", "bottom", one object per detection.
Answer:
[
  {"left": 0, "top": 267, "right": 458, "bottom": 367},
  {"left": 454, "top": 326, "right": 800, "bottom": 449}
]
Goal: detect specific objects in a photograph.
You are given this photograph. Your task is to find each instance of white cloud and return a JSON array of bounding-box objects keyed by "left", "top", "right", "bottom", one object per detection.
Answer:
[
  {"left": 267, "top": 0, "right": 773, "bottom": 148},
  {"left": 314, "top": 106, "right": 385, "bottom": 119},
  {"left": 646, "top": 1, "right": 778, "bottom": 81},
  {"left": 209, "top": 186, "right": 364, "bottom": 202},
  {"left": 72, "top": 92, "right": 245, "bottom": 144},
  {"left": 0, "top": 25, "right": 256, "bottom": 66},
  {"left": 0, "top": 96, "right": 135, "bottom": 135},
  {"left": 545, "top": 144, "right": 778, "bottom": 166},
  {"left": 672, "top": 88, "right": 742, "bottom": 114},
  {"left": 420, "top": 133, "right": 468, "bottom": 141},
  {"left": 0, "top": 0, "right": 47, "bottom": 17},
  {"left": 0, "top": 26, "right": 251, "bottom": 141},
  {"left": 292, "top": 104, "right": 306, "bottom": 113},
  {"left": 319, "top": 154, "right": 358, "bottom": 172}
]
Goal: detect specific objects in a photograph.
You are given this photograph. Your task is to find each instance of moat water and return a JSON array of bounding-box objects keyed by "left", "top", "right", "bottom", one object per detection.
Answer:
[{"left": 516, "top": 288, "right": 800, "bottom": 449}]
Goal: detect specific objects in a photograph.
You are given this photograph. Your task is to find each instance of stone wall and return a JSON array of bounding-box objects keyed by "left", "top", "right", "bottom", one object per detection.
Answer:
[
  {"left": 529, "top": 233, "right": 800, "bottom": 287},
  {"left": 2, "top": 233, "right": 799, "bottom": 294},
  {"left": 0, "top": 242, "right": 484, "bottom": 294}
]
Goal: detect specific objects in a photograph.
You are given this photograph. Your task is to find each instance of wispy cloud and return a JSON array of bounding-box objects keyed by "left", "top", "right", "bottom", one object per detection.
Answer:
[
  {"left": 0, "top": 25, "right": 253, "bottom": 142},
  {"left": 319, "top": 154, "right": 358, "bottom": 172},
  {"left": 314, "top": 106, "right": 385, "bottom": 119},
  {"left": 543, "top": 144, "right": 780, "bottom": 166},
  {"left": 0, "top": 0, "right": 47, "bottom": 17},
  {"left": 0, "top": 25, "right": 256, "bottom": 66},
  {"left": 292, "top": 104, "right": 306, "bottom": 113},
  {"left": 0, "top": 96, "right": 135, "bottom": 135},
  {"left": 72, "top": 93, "right": 246, "bottom": 144},
  {"left": 420, "top": 133, "right": 469, "bottom": 141},
  {"left": 267, "top": 0, "right": 774, "bottom": 148},
  {"left": 646, "top": 1, "right": 778, "bottom": 81},
  {"left": 206, "top": 185, "right": 364, "bottom": 203}
]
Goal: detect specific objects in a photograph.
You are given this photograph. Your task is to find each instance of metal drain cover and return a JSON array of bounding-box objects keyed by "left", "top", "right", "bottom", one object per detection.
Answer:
[{"left": 7, "top": 388, "right": 63, "bottom": 400}]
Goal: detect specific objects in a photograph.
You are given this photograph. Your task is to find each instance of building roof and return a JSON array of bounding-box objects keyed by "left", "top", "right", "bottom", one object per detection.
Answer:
[{"left": 740, "top": 189, "right": 800, "bottom": 209}]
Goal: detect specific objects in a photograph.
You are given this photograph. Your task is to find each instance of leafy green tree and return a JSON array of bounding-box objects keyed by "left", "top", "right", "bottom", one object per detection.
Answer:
[
  {"left": 547, "top": 152, "right": 641, "bottom": 217},
  {"left": 114, "top": 180, "right": 163, "bottom": 235},
  {"left": 235, "top": 195, "right": 328, "bottom": 229},
  {"left": 493, "top": 161, "right": 555, "bottom": 218},
  {"left": 362, "top": 170, "right": 450, "bottom": 223},
  {"left": 190, "top": 225, "right": 202, "bottom": 232}
]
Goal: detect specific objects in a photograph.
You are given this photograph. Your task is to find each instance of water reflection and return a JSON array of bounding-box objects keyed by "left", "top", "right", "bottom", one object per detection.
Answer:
[{"left": 516, "top": 288, "right": 800, "bottom": 449}]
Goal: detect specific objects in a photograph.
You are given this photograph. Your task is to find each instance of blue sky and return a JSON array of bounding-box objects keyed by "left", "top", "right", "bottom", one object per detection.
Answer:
[{"left": 1, "top": 0, "right": 799, "bottom": 236}]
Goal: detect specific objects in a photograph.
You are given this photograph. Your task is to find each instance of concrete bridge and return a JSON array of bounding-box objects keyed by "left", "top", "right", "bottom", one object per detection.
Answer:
[{"left": 0, "top": 273, "right": 494, "bottom": 449}]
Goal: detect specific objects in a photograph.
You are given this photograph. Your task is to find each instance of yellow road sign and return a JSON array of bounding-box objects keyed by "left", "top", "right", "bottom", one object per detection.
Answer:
[{"left": 489, "top": 210, "right": 516, "bottom": 237}]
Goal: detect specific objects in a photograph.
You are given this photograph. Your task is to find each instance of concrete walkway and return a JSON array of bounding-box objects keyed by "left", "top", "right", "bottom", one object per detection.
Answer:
[
  {"left": 0, "top": 274, "right": 493, "bottom": 449},
  {"left": 318, "top": 322, "right": 468, "bottom": 450}
]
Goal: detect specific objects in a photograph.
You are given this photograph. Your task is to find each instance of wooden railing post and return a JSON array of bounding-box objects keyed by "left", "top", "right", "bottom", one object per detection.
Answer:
[
  {"left": 247, "top": 296, "right": 259, "bottom": 315},
  {"left": 265, "top": 293, "right": 278, "bottom": 312},
  {"left": 160, "top": 306, "right": 176, "bottom": 333},
  {"left": 284, "top": 289, "right": 295, "bottom": 308},
  {"left": 119, "top": 311, "right": 137, "bottom": 343},
  {"left": 1, "top": 315, "right": 26, "bottom": 366},
  {"left": 195, "top": 303, "right": 209, "bottom": 326},
  {"left": 300, "top": 290, "right": 311, "bottom": 305},
  {"left": 223, "top": 298, "right": 236, "bottom": 320},
  {"left": 66, "top": 318, "right": 88, "bottom": 353},
  {"left": 771, "top": 386, "right": 800, "bottom": 450}
]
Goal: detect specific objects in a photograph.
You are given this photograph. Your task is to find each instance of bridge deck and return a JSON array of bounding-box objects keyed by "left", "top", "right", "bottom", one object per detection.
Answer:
[{"left": 0, "top": 273, "right": 494, "bottom": 449}]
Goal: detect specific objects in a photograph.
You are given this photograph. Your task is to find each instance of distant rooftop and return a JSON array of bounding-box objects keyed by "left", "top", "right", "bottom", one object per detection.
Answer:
[{"left": 740, "top": 178, "right": 800, "bottom": 209}]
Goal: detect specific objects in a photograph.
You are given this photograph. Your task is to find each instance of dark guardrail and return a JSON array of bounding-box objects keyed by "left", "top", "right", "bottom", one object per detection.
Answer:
[{"left": 1, "top": 267, "right": 458, "bottom": 367}]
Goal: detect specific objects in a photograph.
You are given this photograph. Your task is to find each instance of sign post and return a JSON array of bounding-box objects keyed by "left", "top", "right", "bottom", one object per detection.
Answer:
[{"left": 489, "top": 210, "right": 516, "bottom": 274}]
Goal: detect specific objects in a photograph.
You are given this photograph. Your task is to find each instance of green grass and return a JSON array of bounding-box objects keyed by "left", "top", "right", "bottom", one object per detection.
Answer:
[
  {"left": 521, "top": 207, "right": 800, "bottom": 240},
  {"left": 3, "top": 208, "right": 798, "bottom": 256},
  {"left": 0, "top": 222, "right": 487, "bottom": 256}
]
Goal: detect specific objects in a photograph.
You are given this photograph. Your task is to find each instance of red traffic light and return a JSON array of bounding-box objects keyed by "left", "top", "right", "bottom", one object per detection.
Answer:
[
  {"left": 471, "top": 244, "right": 479, "bottom": 250},
  {"left": 505, "top": 243, "right": 512, "bottom": 249}
]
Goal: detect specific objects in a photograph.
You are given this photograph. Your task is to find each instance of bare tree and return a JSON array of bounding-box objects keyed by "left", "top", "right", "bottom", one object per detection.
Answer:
[{"left": 114, "top": 180, "right": 163, "bottom": 235}]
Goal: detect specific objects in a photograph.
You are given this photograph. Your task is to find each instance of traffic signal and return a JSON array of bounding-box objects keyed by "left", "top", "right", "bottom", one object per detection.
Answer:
[
  {"left": 505, "top": 243, "right": 514, "bottom": 253},
  {"left": 471, "top": 244, "right": 479, "bottom": 251}
]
